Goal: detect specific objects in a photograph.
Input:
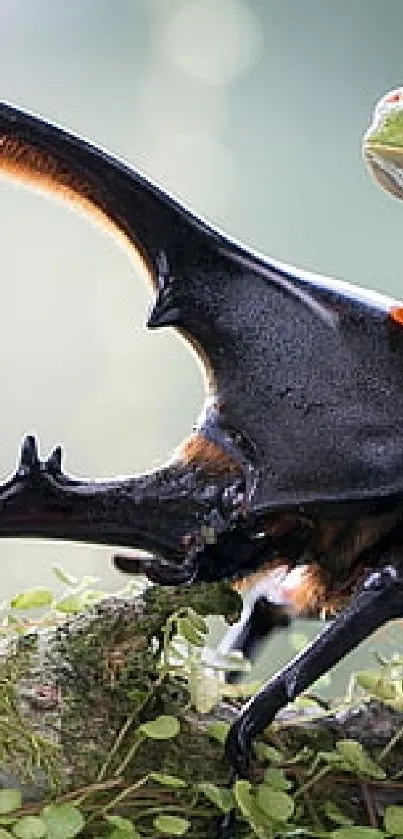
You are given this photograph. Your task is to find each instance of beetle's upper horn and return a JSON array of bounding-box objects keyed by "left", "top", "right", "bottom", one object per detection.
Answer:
[{"left": 0, "top": 100, "right": 213, "bottom": 290}]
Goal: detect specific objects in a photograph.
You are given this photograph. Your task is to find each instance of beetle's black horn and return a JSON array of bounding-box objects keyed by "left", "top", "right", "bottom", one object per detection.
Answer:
[
  {"left": 0, "top": 100, "right": 213, "bottom": 299},
  {"left": 0, "top": 102, "right": 248, "bottom": 584},
  {"left": 0, "top": 435, "right": 235, "bottom": 584}
]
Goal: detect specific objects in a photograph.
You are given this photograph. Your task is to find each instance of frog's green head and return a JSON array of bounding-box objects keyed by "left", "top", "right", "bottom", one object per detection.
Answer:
[{"left": 363, "top": 87, "right": 403, "bottom": 200}]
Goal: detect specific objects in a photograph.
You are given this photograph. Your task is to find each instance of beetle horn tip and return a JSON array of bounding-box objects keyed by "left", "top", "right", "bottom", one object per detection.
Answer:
[
  {"left": 45, "top": 445, "right": 63, "bottom": 474},
  {"left": 18, "top": 434, "right": 40, "bottom": 474}
]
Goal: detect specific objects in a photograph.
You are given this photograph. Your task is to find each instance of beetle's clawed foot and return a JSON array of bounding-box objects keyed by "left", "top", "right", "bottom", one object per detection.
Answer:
[
  {"left": 225, "top": 716, "right": 253, "bottom": 780},
  {"left": 17, "top": 435, "right": 63, "bottom": 481},
  {"left": 113, "top": 551, "right": 198, "bottom": 584},
  {"left": 113, "top": 551, "right": 160, "bottom": 579},
  {"left": 214, "top": 724, "right": 253, "bottom": 838},
  {"left": 216, "top": 810, "right": 237, "bottom": 839}
]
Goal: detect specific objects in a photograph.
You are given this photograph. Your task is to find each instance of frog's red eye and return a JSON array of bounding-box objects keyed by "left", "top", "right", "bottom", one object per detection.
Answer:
[{"left": 385, "top": 90, "right": 403, "bottom": 104}]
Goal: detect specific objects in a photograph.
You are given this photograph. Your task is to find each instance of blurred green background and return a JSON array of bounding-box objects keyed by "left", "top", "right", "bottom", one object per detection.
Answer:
[{"left": 0, "top": 0, "right": 403, "bottom": 692}]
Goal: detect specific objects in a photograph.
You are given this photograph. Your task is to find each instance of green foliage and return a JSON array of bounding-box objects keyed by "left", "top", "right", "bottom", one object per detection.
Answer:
[
  {"left": 0, "top": 568, "right": 403, "bottom": 838},
  {"left": 206, "top": 721, "right": 231, "bottom": 745},
  {"left": 0, "top": 793, "right": 22, "bottom": 815},
  {"left": 312, "top": 740, "right": 386, "bottom": 780},
  {"left": 353, "top": 654, "right": 403, "bottom": 710},
  {"left": 0, "top": 803, "right": 84, "bottom": 839},
  {"left": 12, "top": 816, "right": 47, "bottom": 839},
  {"left": 139, "top": 715, "right": 180, "bottom": 740},
  {"left": 153, "top": 814, "right": 190, "bottom": 835},
  {"left": 2, "top": 567, "right": 114, "bottom": 631},
  {"left": 384, "top": 806, "right": 403, "bottom": 835},
  {"left": 197, "top": 783, "right": 235, "bottom": 812},
  {"left": 10, "top": 590, "right": 53, "bottom": 610}
]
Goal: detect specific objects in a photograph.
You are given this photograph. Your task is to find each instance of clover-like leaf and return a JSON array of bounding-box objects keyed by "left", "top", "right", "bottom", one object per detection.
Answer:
[
  {"left": 10, "top": 589, "right": 53, "bottom": 610},
  {"left": 254, "top": 742, "right": 283, "bottom": 764},
  {"left": 185, "top": 609, "right": 208, "bottom": 635},
  {"left": 140, "top": 715, "right": 180, "bottom": 740},
  {"left": 234, "top": 780, "right": 271, "bottom": 839},
  {"left": 197, "top": 783, "right": 235, "bottom": 813},
  {"left": 206, "top": 721, "right": 230, "bottom": 745},
  {"left": 384, "top": 805, "right": 403, "bottom": 836},
  {"left": 54, "top": 595, "right": 84, "bottom": 615},
  {"left": 41, "top": 805, "right": 84, "bottom": 839},
  {"left": 355, "top": 671, "right": 397, "bottom": 702},
  {"left": 0, "top": 791, "right": 22, "bottom": 815},
  {"left": 12, "top": 817, "right": 46, "bottom": 839},
  {"left": 257, "top": 785, "right": 294, "bottom": 822},
  {"left": 103, "top": 816, "right": 140, "bottom": 839},
  {"left": 263, "top": 767, "right": 292, "bottom": 791},
  {"left": 335, "top": 741, "right": 386, "bottom": 779},
  {"left": 154, "top": 815, "right": 190, "bottom": 835},
  {"left": 177, "top": 617, "right": 205, "bottom": 647}
]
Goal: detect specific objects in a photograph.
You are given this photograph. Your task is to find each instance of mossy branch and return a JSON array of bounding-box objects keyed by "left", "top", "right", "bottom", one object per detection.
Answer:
[{"left": 0, "top": 581, "right": 402, "bottom": 838}]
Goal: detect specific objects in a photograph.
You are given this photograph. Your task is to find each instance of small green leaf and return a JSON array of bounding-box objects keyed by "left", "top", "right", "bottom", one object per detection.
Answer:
[
  {"left": 355, "top": 671, "right": 397, "bottom": 701},
  {"left": 51, "top": 565, "right": 78, "bottom": 586},
  {"left": 104, "top": 817, "right": 135, "bottom": 830},
  {"left": 331, "top": 828, "right": 385, "bottom": 839},
  {"left": 233, "top": 780, "right": 271, "bottom": 839},
  {"left": 12, "top": 817, "right": 46, "bottom": 839},
  {"left": 257, "top": 785, "right": 294, "bottom": 822},
  {"left": 10, "top": 589, "right": 53, "bottom": 609},
  {"left": 384, "top": 805, "right": 403, "bottom": 835},
  {"left": 177, "top": 617, "right": 205, "bottom": 647},
  {"left": 0, "top": 791, "right": 22, "bottom": 815},
  {"left": 336, "top": 741, "right": 386, "bottom": 779},
  {"left": 104, "top": 817, "right": 140, "bottom": 839},
  {"left": 154, "top": 815, "right": 190, "bottom": 835},
  {"left": 149, "top": 772, "right": 187, "bottom": 788},
  {"left": 317, "top": 749, "right": 346, "bottom": 768},
  {"left": 324, "top": 802, "right": 354, "bottom": 826},
  {"left": 197, "top": 783, "right": 235, "bottom": 813},
  {"left": 41, "top": 805, "right": 84, "bottom": 839},
  {"left": 263, "top": 767, "right": 292, "bottom": 791},
  {"left": 80, "top": 590, "right": 106, "bottom": 606},
  {"left": 140, "top": 715, "right": 180, "bottom": 740},
  {"left": 0, "top": 830, "right": 13, "bottom": 838},
  {"left": 223, "top": 681, "right": 261, "bottom": 700},
  {"left": 207, "top": 721, "right": 230, "bottom": 745},
  {"left": 189, "top": 671, "right": 221, "bottom": 714},
  {"left": 54, "top": 595, "right": 84, "bottom": 615},
  {"left": 186, "top": 609, "right": 208, "bottom": 634},
  {"left": 254, "top": 742, "right": 283, "bottom": 764},
  {"left": 126, "top": 688, "right": 148, "bottom": 709}
]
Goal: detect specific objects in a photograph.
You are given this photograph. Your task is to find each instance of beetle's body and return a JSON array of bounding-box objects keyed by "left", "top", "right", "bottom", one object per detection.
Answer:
[{"left": 1, "top": 95, "right": 403, "bottom": 833}]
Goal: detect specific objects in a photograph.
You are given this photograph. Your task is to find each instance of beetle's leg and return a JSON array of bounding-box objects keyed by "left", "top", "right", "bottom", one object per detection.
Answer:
[
  {"left": 218, "top": 571, "right": 292, "bottom": 683},
  {"left": 225, "top": 558, "right": 403, "bottom": 778},
  {"left": 113, "top": 552, "right": 198, "bottom": 584}
]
